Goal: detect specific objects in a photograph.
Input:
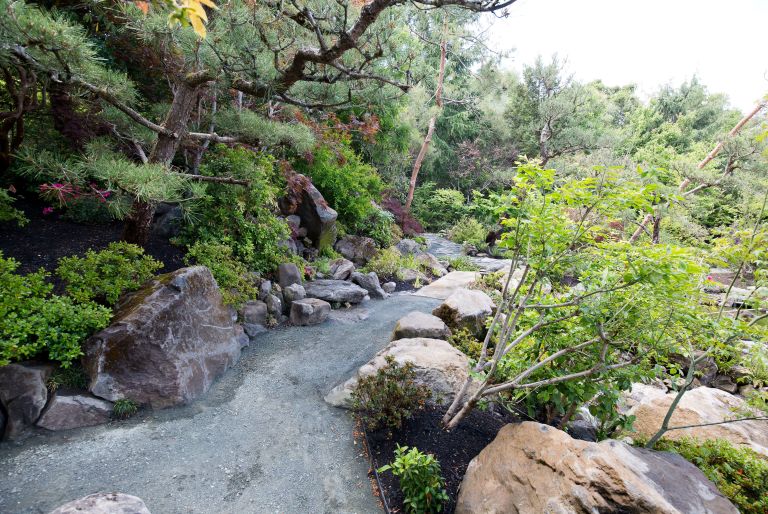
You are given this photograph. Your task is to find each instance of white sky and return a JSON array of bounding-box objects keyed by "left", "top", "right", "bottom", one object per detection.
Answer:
[{"left": 484, "top": 0, "right": 768, "bottom": 113}]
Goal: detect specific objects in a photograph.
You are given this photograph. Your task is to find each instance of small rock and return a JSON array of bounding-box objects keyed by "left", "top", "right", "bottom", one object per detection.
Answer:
[
  {"left": 36, "top": 392, "right": 113, "bottom": 431},
  {"left": 242, "top": 323, "right": 267, "bottom": 339},
  {"left": 265, "top": 294, "right": 283, "bottom": 319},
  {"left": 382, "top": 282, "right": 396, "bottom": 294},
  {"left": 395, "top": 239, "right": 423, "bottom": 256},
  {"left": 329, "top": 258, "right": 355, "bottom": 281},
  {"left": 286, "top": 214, "right": 301, "bottom": 230},
  {"left": 350, "top": 271, "right": 387, "bottom": 299},
  {"left": 241, "top": 300, "right": 268, "bottom": 326},
  {"left": 416, "top": 253, "right": 447, "bottom": 277},
  {"left": 277, "top": 263, "right": 303, "bottom": 288},
  {"left": 290, "top": 298, "right": 331, "bottom": 326},
  {"left": 49, "top": 492, "right": 151, "bottom": 514},
  {"left": 335, "top": 235, "right": 378, "bottom": 266},
  {"left": 0, "top": 363, "right": 53, "bottom": 440},
  {"left": 258, "top": 280, "right": 272, "bottom": 301},
  {"left": 712, "top": 375, "right": 738, "bottom": 394},
  {"left": 398, "top": 268, "right": 430, "bottom": 287},
  {"left": 391, "top": 311, "right": 451, "bottom": 340},
  {"left": 283, "top": 283, "right": 306, "bottom": 306}
]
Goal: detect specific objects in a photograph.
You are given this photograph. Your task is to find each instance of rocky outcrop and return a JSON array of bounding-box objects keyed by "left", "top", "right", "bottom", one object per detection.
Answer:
[
  {"left": 241, "top": 300, "right": 268, "bottom": 326},
  {"left": 391, "top": 311, "right": 451, "bottom": 341},
  {"left": 0, "top": 363, "right": 52, "bottom": 440},
  {"left": 305, "top": 279, "right": 368, "bottom": 304},
  {"left": 624, "top": 384, "right": 768, "bottom": 457},
  {"left": 335, "top": 235, "right": 378, "bottom": 266},
  {"left": 329, "top": 258, "right": 355, "bottom": 281},
  {"left": 432, "top": 288, "right": 495, "bottom": 336},
  {"left": 290, "top": 298, "right": 331, "bottom": 326},
  {"left": 455, "top": 422, "right": 737, "bottom": 514},
  {"left": 36, "top": 392, "right": 113, "bottom": 431},
  {"left": 83, "top": 266, "right": 243, "bottom": 409},
  {"left": 277, "top": 263, "right": 303, "bottom": 288},
  {"left": 49, "top": 492, "right": 151, "bottom": 514},
  {"left": 325, "top": 338, "right": 472, "bottom": 408},
  {"left": 281, "top": 175, "right": 338, "bottom": 250},
  {"left": 350, "top": 271, "right": 387, "bottom": 299}
]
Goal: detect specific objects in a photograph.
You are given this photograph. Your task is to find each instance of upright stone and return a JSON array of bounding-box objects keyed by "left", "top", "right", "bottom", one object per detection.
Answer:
[
  {"left": 350, "top": 271, "right": 387, "bottom": 299},
  {"left": 432, "top": 288, "right": 495, "bottom": 336},
  {"left": 391, "top": 311, "right": 451, "bottom": 340},
  {"left": 277, "top": 263, "right": 303, "bottom": 288},
  {"left": 0, "top": 363, "right": 52, "bottom": 440}
]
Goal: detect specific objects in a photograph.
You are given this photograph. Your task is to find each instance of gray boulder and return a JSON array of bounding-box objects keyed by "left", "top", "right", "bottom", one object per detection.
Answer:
[
  {"left": 277, "top": 262, "right": 303, "bottom": 288},
  {"left": 0, "top": 363, "right": 52, "bottom": 440},
  {"left": 36, "top": 392, "right": 113, "bottom": 431},
  {"left": 433, "top": 288, "right": 495, "bottom": 337},
  {"left": 670, "top": 350, "right": 718, "bottom": 386},
  {"left": 83, "top": 266, "right": 242, "bottom": 409},
  {"left": 258, "top": 280, "right": 272, "bottom": 301},
  {"left": 416, "top": 253, "right": 448, "bottom": 277},
  {"left": 712, "top": 374, "right": 738, "bottom": 394},
  {"left": 281, "top": 174, "right": 338, "bottom": 251},
  {"left": 242, "top": 323, "right": 267, "bottom": 339},
  {"left": 265, "top": 294, "right": 283, "bottom": 320},
  {"left": 395, "top": 239, "right": 424, "bottom": 256},
  {"left": 241, "top": 300, "right": 268, "bottom": 326},
  {"left": 382, "top": 282, "right": 396, "bottom": 294},
  {"left": 398, "top": 268, "right": 431, "bottom": 287},
  {"left": 290, "top": 298, "right": 331, "bottom": 326},
  {"left": 305, "top": 280, "right": 368, "bottom": 304},
  {"left": 392, "top": 311, "right": 451, "bottom": 340},
  {"left": 329, "top": 258, "right": 355, "bottom": 281},
  {"left": 351, "top": 271, "right": 387, "bottom": 299},
  {"left": 49, "top": 492, "right": 151, "bottom": 514},
  {"left": 283, "top": 283, "right": 306, "bottom": 306},
  {"left": 335, "top": 235, "right": 378, "bottom": 265}
]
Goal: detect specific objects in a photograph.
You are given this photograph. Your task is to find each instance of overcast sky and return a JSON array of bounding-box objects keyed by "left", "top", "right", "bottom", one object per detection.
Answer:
[{"left": 484, "top": 0, "right": 768, "bottom": 113}]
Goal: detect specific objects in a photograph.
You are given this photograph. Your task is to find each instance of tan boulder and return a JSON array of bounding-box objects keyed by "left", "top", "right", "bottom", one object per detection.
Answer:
[
  {"left": 625, "top": 385, "right": 768, "bottom": 457},
  {"left": 324, "top": 337, "right": 472, "bottom": 408},
  {"left": 391, "top": 311, "right": 451, "bottom": 341},
  {"left": 432, "top": 288, "right": 495, "bottom": 336},
  {"left": 455, "top": 422, "right": 737, "bottom": 514}
]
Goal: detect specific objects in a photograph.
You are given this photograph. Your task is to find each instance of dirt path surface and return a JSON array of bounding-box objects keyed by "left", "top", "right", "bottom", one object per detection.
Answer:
[{"left": 0, "top": 295, "right": 441, "bottom": 514}]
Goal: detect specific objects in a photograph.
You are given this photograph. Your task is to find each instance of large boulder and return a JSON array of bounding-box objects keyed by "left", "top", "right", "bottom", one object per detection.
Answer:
[
  {"left": 415, "top": 271, "right": 480, "bottom": 300},
  {"left": 49, "top": 492, "right": 151, "bottom": 514},
  {"left": 329, "top": 258, "right": 355, "bottom": 281},
  {"left": 391, "top": 311, "right": 451, "bottom": 341},
  {"left": 36, "top": 392, "right": 113, "bottom": 431},
  {"left": 280, "top": 174, "right": 338, "bottom": 251},
  {"left": 290, "top": 298, "right": 331, "bottom": 326},
  {"left": 335, "top": 235, "right": 378, "bottom": 266},
  {"left": 277, "top": 262, "right": 303, "bottom": 288},
  {"left": 624, "top": 385, "right": 768, "bottom": 457},
  {"left": 432, "top": 288, "right": 495, "bottom": 336},
  {"left": 456, "top": 422, "right": 737, "bottom": 514},
  {"left": 0, "top": 363, "right": 52, "bottom": 440},
  {"left": 305, "top": 279, "right": 368, "bottom": 304},
  {"left": 83, "top": 266, "right": 242, "bottom": 409},
  {"left": 325, "top": 338, "right": 473, "bottom": 408},
  {"left": 350, "top": 271, "right": 387, "bottom": 300}
]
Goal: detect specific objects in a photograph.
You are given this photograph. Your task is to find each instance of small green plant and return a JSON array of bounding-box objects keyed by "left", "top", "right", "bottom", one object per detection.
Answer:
[
  {"left": 412, "top": 183, "right": 467, "bottom": 231},
  {"left": 112, "top": 398, "right": 139, "bottom": 419},
  {"left": 47, "top": 365, "right": 89, "bottom": 391},
  {"left": 638, "top": 437, "right": 768, "bottom": 513},
  {"left": 361, "top": 207, "right": 401, "bottom": 247},
  {"left": 184, "top": 242, "right": 258, "bottom": 307},
  {"left": 56, "top": 242, "right": 162, "bottom": 306},
  {"left": 448, "top": 327, "right": 485, "bottom": 361},
  {"left": 378, "top": 444, "right": 449, "bottom": 514},
  {"left": 351, "top": 355, "right": 430, "bottom": 434},
  {"left": 446, "top": 217, "right": 486, "bottom": 248},
  {"left": 362, "top": 248, "right": 426, "bottom": 281},
  {"left": 447, "top": 256, "right": 480, "bottom": 272}
]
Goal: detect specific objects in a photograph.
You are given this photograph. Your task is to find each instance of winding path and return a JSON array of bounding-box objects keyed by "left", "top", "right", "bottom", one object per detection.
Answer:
[{"left": 0, "top": 295, "right": 440, "bottom": 514}]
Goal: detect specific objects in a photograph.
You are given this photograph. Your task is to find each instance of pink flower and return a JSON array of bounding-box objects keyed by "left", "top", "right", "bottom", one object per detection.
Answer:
[{"left": 42, "top": 207, "right": 54, "bottom": 215}]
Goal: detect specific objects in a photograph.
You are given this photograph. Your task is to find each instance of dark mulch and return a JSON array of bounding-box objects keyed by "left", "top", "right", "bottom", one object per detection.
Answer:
[
  {"left": 366, "top": 405, "right": 519, "bottom": 513},
  {"left": 0, "top": 197, "right": 185, "bottom": 283}
]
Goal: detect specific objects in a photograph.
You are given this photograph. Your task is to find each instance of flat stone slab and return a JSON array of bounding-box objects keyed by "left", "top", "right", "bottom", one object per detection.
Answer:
[{"left": 414, "top": 271, "right": 480, "bottom": 300}]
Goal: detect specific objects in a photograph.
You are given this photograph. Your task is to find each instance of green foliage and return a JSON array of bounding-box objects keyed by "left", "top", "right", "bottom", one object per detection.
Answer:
[
  {"left": 412, "top": 184, "right": 467, "bottom": 231},
  {"left": 0, "top": 253, "right": 111, "bottom": 367},
  {"left": 448, "top": 327, "right": 485, "bottom": 361},
  {"left": 181, "top": 146, "right": 291, "bottom": 274},
  {"left": 56, "top": 242, "right": 162, "bottom": 306},
  {"left": 362, "top": 248, "right": 427, "bottom": 281},
  {"left": 113, "top": 398, "right": 139, "bottom": 419},
  {"left": 645, "top": 437, "right": 768, "bottom": 514},
  {"left": 447, "top": 256, "right": 480, "bottom": 271},
  {"left": 351, "top": 355, "right": 430, "bottom": 433},
  {"left": 214, "top": 109, "right": 315, "bottom": 153},
  {"left": 447, "top": 217, "right": 486, "bottom": 248},
  {"left": 184, "top": 242, "right": 258, "bottom": 307},
  {"left": 360, "top": 207, "right": 401, "bottom": 247},
  {"left": 47, "top": 364, "right": 89, "bottom": 392},
  {"left": 0, "top": 190, "right": 27, "bottom": 226},
  {"left": 377, "top": 445, "right": 449, "bottom": 514}
]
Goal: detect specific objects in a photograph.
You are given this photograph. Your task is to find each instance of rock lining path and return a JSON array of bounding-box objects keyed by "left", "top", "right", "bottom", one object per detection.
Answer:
[{"left": 0, "top": 295, "right": 440, "bottom": 514}]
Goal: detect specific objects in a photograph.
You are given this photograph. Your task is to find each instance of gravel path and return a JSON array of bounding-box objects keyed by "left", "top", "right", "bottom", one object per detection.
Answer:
[
  {"left": 0, "top": 295, "right": 440, "bottom": 514},
  {"left": 422, "top": 233, "right": 511, "bottom": 272}
]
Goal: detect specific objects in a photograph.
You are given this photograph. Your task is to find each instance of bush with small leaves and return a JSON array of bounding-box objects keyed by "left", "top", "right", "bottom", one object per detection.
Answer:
[
  {"left": 47, "top": 365, "right": 89, "bottom": 392},
  {"left": 351, "top": 355, "right": 430, "bottom": 434},
  {"left": 112, "top": 398, "right": 139, "bottom": 419},
  {"left": 378, "top": 444, "right": 449, "bottom": 514},
  {"left": 447, "top": 256, "right": 480, "bottom": 272},
  {"left": 447, "top": 217, "right": 487, "bottom": 248},
  {"left": 56, "top": 242, "right": 162, "bottom": 306},
  {"left": 448, "top": 327, "right": 485, "bottom": 361},
  {"left": 184, "top": 242, "right": 258, "bottom": 307}
]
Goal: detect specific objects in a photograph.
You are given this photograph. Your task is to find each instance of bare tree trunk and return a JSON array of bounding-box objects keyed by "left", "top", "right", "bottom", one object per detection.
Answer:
[
  {"left": 122, "top": 80, "right": 202, "bottom": 245},
  {"left": 404, "top": 31, "right": 447, "bottom": 213}
]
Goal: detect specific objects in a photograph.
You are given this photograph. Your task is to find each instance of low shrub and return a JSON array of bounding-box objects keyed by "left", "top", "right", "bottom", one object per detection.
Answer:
[
  {"left": 361, "top": 207, "right": 401, "bottom": 247},
  {"left": 447, "top": 256, "right": 480, "bottom": 272},
  {"left": 56, "top": 242, "right": 162, "bottom": 306},
  {"left": 362, "top": 248, "right": 426, "bottom": 281},
  {"left": 47, "top": 365, "right": 89, "bottom": 391},
  {"left": 1, "top": 253, "right": 111, "bottom": 367},
  {"left": 448, "top": 327, "right": 485, "bottom": 361},
  {"left": 447, "top": 217, "right": 486, "bottom": 248},
  {"left": 643, "top": 437, "right": 768, "bottom": 514},
  {"left": 378, "top": 444, "right": 449, "bottom": 514},
  {"left": 351, "top": 355, "right": 430, "bottom": 434},
  {"left": 412, "top": 183, "right": 467, "bottom": 231},
  {"left": 184, "top": 242, "right": 258, "bottom": 307},
  {"left": 113, "top": 398, "right": 139, "bottom": 419}
]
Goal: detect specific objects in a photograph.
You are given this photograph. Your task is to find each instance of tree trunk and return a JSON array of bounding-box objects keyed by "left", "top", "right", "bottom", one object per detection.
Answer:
[
  {"left": 404, "top": 32, "right": 447, "bottom": 213},
  {"left": 121, "top": 80, "right": 201, "bottom": 245}
]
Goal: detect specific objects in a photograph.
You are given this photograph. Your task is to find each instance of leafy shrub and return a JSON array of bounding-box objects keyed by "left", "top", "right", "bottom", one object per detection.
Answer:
[
  {"left": 447, "top": 256, "right": 480, "bottom": 272},
  {"left": 184, "top": 242, "right": 258, "bottom": 307},
  {"left": 351, "top": 355, "right": 430, "bottom": 433},
  {"left": 413, "top": 183, "right": 467, "bottom": 231},
  {"left": 61, "top": 195, "right": 117, "bottom": 224},
  {"left": 381, "top": 195, "right": 424, "bottom": 236},
  {"left": 448, "top": 327, "right": 485, "bottom": 361},
  {"left": 644, "top": 437, "right": 768, "bottom": 513},
  {"left": 378, "top": 444, "right": 449, "bottom": 514},
  {"left": 0, "top": 189, "right": 27, "bottom": 226},
  {"left": 0, "top": 253, "right": 111, "bottom": 367},
  {"left": 362, "top": 248, "right": 427, "bottom": 281},
  {"left": 295, "top": 142, "right": 382, "bottom": 230},
  {"left": 113, "top": 398, "right": 139, "bottom": 419},
  {"left": 361, "top": 207, "right": 401, "bottom": 247},
  {"left": 56, "top": 242, "right": 162, "bottom": 306},
  {"left": 447, "top": 217, "right": 486, "bottom": 248},
  {"left": 181, "top": 146, "right": 291, "bottom": 273},
  {"left": 47, "top": 365, "right": 89, "bottom": 391}
]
